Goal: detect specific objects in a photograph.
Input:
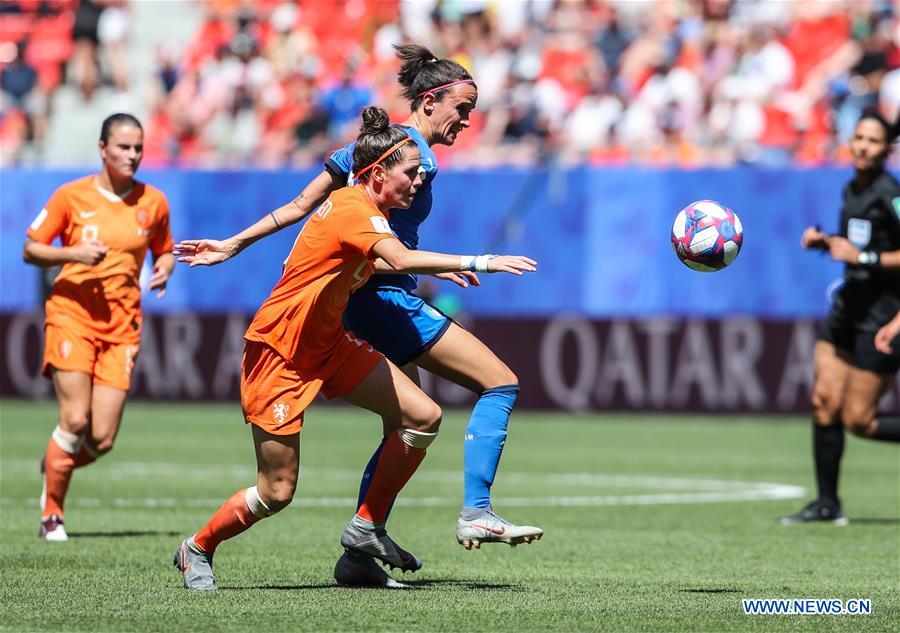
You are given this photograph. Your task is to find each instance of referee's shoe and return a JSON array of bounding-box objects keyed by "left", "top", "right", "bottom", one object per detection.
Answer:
[{"left": 778, "top": 500, "right": 849, "bottom": 526}]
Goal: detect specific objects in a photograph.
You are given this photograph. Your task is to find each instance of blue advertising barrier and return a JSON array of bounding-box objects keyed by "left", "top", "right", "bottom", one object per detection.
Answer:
[{"left": 1, "top": 166, "right": 860, "bottom": 317}]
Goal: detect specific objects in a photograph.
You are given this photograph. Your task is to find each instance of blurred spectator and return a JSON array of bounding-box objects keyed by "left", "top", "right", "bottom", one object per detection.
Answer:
[
  {"left": 8, "top": 0, "right": 900, "bottom": 168},
  {"left": 70, "top": 0, "right": 130, "bottom": 100},
  {"left": 1, "top": 39, "right": 48, "bottom": 162}
]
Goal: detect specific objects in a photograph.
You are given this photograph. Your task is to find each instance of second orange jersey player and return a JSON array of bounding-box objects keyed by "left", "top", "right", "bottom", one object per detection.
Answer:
[
  {"left": 24, "top": 113, "right": 175, "bottom": 541},
  {"left": 173, "top": 106, "right": 537, "bottom": 590}
]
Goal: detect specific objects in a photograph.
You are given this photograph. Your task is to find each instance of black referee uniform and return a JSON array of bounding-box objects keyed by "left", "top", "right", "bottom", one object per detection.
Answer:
[{"left": 819, "top": 169, "right": 900, "bottom": 373}]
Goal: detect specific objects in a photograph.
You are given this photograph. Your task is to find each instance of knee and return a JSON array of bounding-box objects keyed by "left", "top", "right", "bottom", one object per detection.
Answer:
[
  {"left": 810, "top": 390, "right": 839, "bottom": 427},
  {"left": 60, "top": 411, "right": 90, "bottom": 436},
  {"left": 486, "top": 365, "right": 518, "bottom": 390},
  {"left": 841, "top": 408, "right": 875, "bottom": 437},
  {"left": 89, "top": 437, "right": 114, "bottom": 456},
  {"left": 405, "top": 400, "right": 442, "bottom": 434},
  {"left": 258, "top": 474, "right": 297, "bottom": 512}
]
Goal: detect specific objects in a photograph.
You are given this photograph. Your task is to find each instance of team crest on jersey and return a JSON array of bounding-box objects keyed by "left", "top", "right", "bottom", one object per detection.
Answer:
[
  {"left": 847, "top": 218, "right": 871, "bottom": 248},
  {"left": 135, "top": 208, "right": 151, "bottom": 236},
  {"left": 272, "top": 403, "right": 290, "bottom": 424}
]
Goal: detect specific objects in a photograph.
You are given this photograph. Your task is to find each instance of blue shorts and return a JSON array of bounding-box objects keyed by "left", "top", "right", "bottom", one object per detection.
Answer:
[{"left": 343, "top": 287, "right": 452, "bottom": 366}]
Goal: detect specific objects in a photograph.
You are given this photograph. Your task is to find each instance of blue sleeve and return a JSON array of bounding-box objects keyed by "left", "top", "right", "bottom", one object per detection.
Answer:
[{"left": 325, "top": 142, "right": 355, "bottom": 181}]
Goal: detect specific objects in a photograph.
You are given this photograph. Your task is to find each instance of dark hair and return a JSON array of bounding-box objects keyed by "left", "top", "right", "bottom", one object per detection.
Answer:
[
  {"left": 858, "top": 111, "right": 899, "bottom": 145},
  {"left": 394, "top": 43, "right": 474, "bottom": 111},
  {"left": 352, "top": 106, "right": 414, "bottom": 180},
  {"left": 100, "top": 113, "right": 143, "bottom": 143}
]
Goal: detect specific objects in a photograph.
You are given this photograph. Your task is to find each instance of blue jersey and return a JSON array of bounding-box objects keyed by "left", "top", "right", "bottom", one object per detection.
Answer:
[{"left": 325, "top": 125, "right": 437, "bottom": 292}]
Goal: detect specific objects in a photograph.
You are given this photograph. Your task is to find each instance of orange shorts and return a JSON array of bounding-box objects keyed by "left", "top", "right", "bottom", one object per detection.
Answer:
[
  {"left": 241, "top": 334, "right": 383, "bottom": 435},
  {"left": 43, "top": 322, "right": 139, "bottom": 391}
]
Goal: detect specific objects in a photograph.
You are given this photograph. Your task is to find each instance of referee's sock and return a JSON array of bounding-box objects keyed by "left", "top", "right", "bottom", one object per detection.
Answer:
[
  {"left": 462, "top": 384, "right": 519, "bottom": 510},
  {"left": 813, "top": 421, "right": 844, "bottom": 507},
  {"left": 871, "top": 415, "right": 900, "bottom": 442}
]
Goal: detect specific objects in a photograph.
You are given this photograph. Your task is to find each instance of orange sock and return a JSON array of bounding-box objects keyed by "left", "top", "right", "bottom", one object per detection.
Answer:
[
  {"left": 357, "top": 432, "right": 426, "bottom": 523},
  {"left": 73, "top": 442, "right": 99, "bottom": 469},
  {"left": 194, "top": 488, "right": 265, "bottom": 554},
  {"left": 43, "top": 436, "right": 78, "bottom": 519}
]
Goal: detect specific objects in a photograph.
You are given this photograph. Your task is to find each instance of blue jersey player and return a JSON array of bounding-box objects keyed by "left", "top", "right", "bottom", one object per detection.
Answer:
[{"left": 175, "top": 44, "right": 543, "bottom": 586}]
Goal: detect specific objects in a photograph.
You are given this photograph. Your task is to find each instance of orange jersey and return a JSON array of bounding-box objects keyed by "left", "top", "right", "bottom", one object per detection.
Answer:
[
  {"left": 245, "top": 184, "right": 395, "bottom": 369},
  {"left": 27, "top": 176, "right": 174, "bottom": 343}
]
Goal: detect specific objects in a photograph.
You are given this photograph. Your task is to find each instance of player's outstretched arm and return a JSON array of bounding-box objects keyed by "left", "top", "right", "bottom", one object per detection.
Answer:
[
  {"left": 373, "top": 238, "right": 536, "bottom": 276},
  {"left": 23, "top": 237, "right": 108, "bottom": 267},
  {"left": 174, "top": 171, "right": 340, "bottom": 267},
  {"left": 875, "top": 311, "right": 900, "bottom": 355}
]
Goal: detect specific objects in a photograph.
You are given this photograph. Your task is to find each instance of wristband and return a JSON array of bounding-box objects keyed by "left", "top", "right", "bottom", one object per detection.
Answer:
[
  {"left": 857, "top": 250, "right": 880, "bottom": 268},
  {"left": 460, "top": 255, "right": 497, "bottom": 273}
]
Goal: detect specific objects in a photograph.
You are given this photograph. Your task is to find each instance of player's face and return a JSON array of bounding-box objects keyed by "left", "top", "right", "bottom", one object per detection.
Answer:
[
  {"left": 382, "top": 146, "right": 424, "bottom": 209},
  {"left": 432, "top": 84, "right": 477, "bottom": 147},
  {"left": 850, "top": 119, "right": 888, "bottom": 172},
  {"left": 100, "top": 124, "right": 143, "bottom": 179}
]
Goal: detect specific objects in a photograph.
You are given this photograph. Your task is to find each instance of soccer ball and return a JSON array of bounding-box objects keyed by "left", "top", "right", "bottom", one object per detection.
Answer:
[{"left": 671, "top": 200, "right": 743, "bottom": 272}]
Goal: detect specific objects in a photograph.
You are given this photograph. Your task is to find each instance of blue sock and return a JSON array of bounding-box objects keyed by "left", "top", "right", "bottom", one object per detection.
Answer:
[
  {"left": 356, "top": 436, "right": 387, "bottom": 512},
  {"left": 463, "top": 384, "right": 519, "bottom": 510}
]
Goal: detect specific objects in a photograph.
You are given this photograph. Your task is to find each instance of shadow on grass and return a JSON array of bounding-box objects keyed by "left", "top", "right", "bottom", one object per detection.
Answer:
[
  {"left": 402, "top": 579, "right": 522, "bottom": 591},
  {"left": 224, "top": 579, "right": 522, "bottom": 592},
  {"left": 69, "top": 530, "right": 181, "bottom": 538},
  {"left": 680, "top": 588, "right": 742, "bottom": 594},
  {"left": 222, "top": 584, "right": 340, "bottom": 591},
  {"left": 850, "top": 518, "right": 900, "bottom": 526}
]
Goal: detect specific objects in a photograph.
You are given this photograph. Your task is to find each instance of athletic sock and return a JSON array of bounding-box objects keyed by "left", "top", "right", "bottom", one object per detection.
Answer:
[
  {"left": 356, "top": 429, "right": 431, "bottom": 524},
  {"left": 356, "top": 436, "right": 387, "bottom": 511},
  {"left": 42, "top": 426, "right": 83, "bottom": 519},
  {"left": 73, "top": 441, "right": 99, "bottom": 469},
  {"left": 870, "top": 414, "right": 900, "bottom": 442},
  {"left": 462, "top": 385, "right": 519, "bottom": 510},
  {"left": 813, "top": 421, "right": 844, "bottom": 507},
  {"left": 193, "top": 486, "right": 272, "bottom": 554}
]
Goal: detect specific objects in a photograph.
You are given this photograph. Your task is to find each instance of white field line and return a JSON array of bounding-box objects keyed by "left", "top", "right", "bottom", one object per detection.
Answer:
[{"left": 0, "top": 460, "right": 806, "bottom": 507}]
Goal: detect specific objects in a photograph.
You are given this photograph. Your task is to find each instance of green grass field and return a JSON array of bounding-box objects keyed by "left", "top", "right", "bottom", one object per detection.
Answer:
[{"left": 1, "top": 399, "right": 897, "bottom": 632}]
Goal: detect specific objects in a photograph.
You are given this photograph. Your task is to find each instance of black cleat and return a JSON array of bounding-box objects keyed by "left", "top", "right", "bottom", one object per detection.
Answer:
[{"left": 778, "top": 500, "right": 848, "bottom": 526}]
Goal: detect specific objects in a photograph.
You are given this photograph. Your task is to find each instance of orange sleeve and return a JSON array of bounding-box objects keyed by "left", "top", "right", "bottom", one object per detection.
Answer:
[
  {"left": 338, "top": 205, "right": 395, "bottom": 257},
  {"left": 27, "top": 186, "right": 70, "bottom": 244},
  {"left": 149, "top": 193, "right": 174, "bottom": 257}
]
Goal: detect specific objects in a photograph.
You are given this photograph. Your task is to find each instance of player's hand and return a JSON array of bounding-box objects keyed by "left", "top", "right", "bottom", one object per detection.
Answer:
[
  {"left": 173, "top": 239, "right": 236, "bottom": 267},
  {"left": 486, "top": 255, "right": 537, "bottom": 276},
  {"left": 827, "top": 237, "right": 861, "bottom": 264},
  {"left": 874, "top": 314, "right": 900, "bottom": 355},
  {"left": 148, "top": 258, "right": 172, "bottom": 298},
  {"left": 801, "top": 226, "right": 829, "bottom": 250},
  {"left": 435, "top": 271, "right": 481, "bottom": 288},
  {"left": 68, "top": 239, "right": 108, "bottom": 265}
]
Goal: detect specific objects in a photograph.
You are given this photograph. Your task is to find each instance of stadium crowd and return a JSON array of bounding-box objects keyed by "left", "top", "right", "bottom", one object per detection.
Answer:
[{"left": 2, "top": 0, "right": 899, "bottom": 167}]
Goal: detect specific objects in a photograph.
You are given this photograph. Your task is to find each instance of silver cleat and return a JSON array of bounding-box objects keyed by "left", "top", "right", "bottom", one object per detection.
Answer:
[
  {"left": 174, "top": 536, "right": 217, "bottom": 590},
  {"left": 340, "top": 516, "right": 422, "bottom": 572},
  {"left": 456, "top": 509, "right": 543, "bottom": 550}
]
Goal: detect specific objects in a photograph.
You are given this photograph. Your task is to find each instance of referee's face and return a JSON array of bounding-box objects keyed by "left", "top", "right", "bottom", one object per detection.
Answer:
[{"left": 850, "top": 119, "right": 888, "bottom": 172}]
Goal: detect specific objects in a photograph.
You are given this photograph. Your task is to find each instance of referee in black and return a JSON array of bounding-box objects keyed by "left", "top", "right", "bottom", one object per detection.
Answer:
[{"left": 781, "top": 112, "right": 900, "bottom": 525}]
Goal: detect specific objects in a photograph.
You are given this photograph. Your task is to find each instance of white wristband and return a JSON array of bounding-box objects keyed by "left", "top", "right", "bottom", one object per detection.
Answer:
[
  {"left": 474, "top": 254, "right": 495, "bottom": 273},
  {"left": 460, "top": 254, "right": 496, "bottom": 273}
]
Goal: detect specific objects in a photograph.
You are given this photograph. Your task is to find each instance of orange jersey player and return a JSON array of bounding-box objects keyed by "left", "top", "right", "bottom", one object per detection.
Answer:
[
  {"left": 23, "top": 113, "right": 175, "bottom": 542},
  {"left": 173, "top": 106, "right": 537, "bottom": 590}
]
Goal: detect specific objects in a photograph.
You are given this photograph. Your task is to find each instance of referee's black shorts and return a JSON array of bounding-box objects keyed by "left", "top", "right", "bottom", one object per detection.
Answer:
[{"left": 819, "top": 285, "right": 900, "bottom": 375}]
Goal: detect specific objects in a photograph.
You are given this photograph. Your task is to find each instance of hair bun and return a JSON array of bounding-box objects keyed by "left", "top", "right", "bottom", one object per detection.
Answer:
[{"left": 360, "top": 106, "right": 390, "bottom": 135}]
